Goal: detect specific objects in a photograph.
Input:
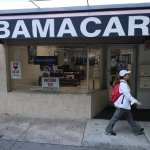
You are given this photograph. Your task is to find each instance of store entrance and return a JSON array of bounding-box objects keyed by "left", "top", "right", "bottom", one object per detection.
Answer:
[
  {"left": 95, "top": 44, "right": 150, "bottom": 121},
  {"left": 94, "top": 45, "right": 150, "bottom": 120},
  {"left": 107, "top": 45, "right": 136, "bottom": 94}
]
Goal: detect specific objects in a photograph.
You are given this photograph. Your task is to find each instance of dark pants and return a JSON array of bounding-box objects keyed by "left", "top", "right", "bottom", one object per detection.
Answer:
[{"left": 105, "top": 108, "right": 141, "bottom": 134}]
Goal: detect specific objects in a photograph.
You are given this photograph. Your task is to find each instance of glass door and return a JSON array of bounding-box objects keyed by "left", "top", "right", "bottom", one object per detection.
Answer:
[{"left": 107, "top": 45, "right": 137, "bottom": 96}]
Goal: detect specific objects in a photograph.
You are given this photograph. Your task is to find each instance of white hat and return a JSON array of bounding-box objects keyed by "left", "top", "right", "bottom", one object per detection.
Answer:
[{"left": 119, "top": 70, "right": 131, "bottom": 77}]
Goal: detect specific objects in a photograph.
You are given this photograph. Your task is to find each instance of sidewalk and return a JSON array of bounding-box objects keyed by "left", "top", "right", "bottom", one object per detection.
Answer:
[{"left": 0, "top": 114, "right": 150, "bottom": 149}]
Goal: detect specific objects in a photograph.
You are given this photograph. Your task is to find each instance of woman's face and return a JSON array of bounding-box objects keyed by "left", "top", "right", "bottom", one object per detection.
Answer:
[{"left": 123, "top": 74, "right": 130, "bottom": 80}]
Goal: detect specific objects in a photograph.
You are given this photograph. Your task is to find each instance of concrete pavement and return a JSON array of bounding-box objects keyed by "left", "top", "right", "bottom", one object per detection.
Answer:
[
  {"left": 0, "top": 139, "right": 149, "bottom": 150},
  {"left": 0, "top": 114, "right": 149, "bottom": 150},
  {"left": 82, "top": 119, "right": 150, "bottom": 149}
]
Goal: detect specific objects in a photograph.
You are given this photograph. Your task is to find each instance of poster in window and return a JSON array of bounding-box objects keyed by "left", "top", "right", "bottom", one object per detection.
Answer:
[
  {"left": 11, "top": 61, "right": 22, "bottom": 79},
  {"left": 42, "top": 77, "right": 59, "bottom": 89}
]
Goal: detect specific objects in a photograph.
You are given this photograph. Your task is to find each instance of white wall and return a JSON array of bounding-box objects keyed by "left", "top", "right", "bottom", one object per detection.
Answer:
[
  {"left": 0, "top": 44, "right": 8, "bottom": 93},
  {"left": 0, "top": 92, "right": 91, "bottom": 119}
]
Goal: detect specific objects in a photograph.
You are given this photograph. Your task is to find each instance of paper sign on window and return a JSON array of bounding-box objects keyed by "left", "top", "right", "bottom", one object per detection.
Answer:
[{"left": 11, "top": 61, "right": 22, "bottom": 79}]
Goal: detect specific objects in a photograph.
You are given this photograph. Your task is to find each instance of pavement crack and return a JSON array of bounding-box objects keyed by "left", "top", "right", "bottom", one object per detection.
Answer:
[
  {"left": 144, "top": 132, "right": 150, "bottom": 146},
  {"left": 81, "top": 120, "right": 88, "bottom": 146}
]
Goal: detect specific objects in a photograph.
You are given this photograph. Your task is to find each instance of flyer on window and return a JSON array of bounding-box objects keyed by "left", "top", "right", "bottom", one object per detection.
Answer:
[{"left": 11, "top": 61, "right": 22, "bottom": 79}]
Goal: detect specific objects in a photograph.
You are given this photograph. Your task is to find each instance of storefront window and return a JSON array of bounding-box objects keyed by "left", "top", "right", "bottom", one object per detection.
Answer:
[
  {"left": 88, "top": 48, "right": 102, "bottom": 91},
  {"left": 8, "top": 45, "right": 102, "bottom": 93}
]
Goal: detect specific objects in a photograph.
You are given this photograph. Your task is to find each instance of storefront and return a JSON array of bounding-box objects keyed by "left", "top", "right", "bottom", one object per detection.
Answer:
[{"left": 0, "top": 4, "right": 150, "bottom": 119}]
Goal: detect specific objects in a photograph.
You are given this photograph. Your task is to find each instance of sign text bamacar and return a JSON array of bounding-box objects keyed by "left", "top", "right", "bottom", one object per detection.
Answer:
[{"left": 0, "top": 14, "right": 150, "bottom": 39}]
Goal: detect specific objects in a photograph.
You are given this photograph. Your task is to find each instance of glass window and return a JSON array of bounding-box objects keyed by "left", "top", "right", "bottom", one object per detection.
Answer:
[
  {"left": 8, "top": 45, "right": 86, "bottom": 93},
  {"left": 8, "top": 45, "right": 103, "bottom": 93},
  {"left": 87, "top": 48, "right": 102, "bottom": 91}
]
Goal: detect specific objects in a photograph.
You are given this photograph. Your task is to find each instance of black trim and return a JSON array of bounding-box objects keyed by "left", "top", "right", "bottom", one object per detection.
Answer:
[{"left": 2, "top": 37, "right": 149, "bottom": 45}]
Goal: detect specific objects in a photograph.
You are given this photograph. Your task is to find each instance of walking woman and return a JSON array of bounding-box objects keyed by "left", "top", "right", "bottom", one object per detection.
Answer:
[{"left": 105, "top": 70, "right": 144, "bottom": 136}]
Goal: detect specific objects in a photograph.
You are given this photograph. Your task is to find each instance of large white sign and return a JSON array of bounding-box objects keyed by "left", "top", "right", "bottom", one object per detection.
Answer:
[{"left": 11, "top": 61, "right": 22, "bottom": 79}]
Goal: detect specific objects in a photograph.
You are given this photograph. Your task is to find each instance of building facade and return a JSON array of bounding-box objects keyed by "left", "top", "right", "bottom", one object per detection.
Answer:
[{"left": 0, "top": 3, "right": 150, "bottom": 119}]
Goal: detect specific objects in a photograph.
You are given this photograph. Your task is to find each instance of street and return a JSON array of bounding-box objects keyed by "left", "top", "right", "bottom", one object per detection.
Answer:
[{"left": 0, "top": 139, "right": 148, "bottom": 150}]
